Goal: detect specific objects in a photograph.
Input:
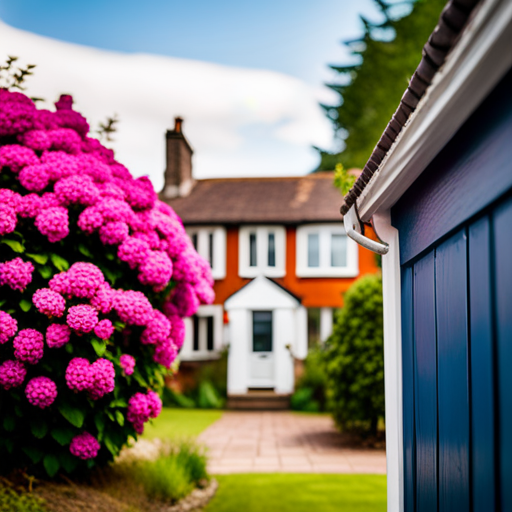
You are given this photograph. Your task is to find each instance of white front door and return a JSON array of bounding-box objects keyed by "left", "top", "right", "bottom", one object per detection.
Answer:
[{"left": 249, "top": 311, "right": 274, "bottom": 387}]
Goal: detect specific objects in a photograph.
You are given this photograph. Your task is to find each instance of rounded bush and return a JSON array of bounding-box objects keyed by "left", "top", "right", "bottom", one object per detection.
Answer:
[{"left": 0, "top": 88, "right": 214, "bottom": 476}]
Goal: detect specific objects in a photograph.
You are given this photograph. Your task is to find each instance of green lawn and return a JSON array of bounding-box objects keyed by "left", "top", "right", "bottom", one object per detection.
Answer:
[
  {"left": 205, "top": 474, "right": 387, "bottom": 512},
  {"left": 143, "top": 408, "right": 223, "bottom": 440}
]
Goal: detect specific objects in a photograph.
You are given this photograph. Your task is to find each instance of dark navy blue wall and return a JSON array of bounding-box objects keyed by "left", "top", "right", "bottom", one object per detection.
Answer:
[{"left": 394, "top": 68, "right": 512, "bottom": 511}]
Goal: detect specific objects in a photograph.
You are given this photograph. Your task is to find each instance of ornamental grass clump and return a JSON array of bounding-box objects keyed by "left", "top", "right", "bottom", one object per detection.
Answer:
[{"left": 0, "top": 69, "right": 214, "bottom": 477}]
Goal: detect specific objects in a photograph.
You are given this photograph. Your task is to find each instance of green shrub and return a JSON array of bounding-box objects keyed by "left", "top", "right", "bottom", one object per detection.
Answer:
[
  {"left": 290, "top": 388, "right": 320, "bottom": 412},
  {"left": 175, "top": 441, "right": 209, "bottom": 484},
  {"left": 130, "top": 442, "right": 207, "bottom": 503},
  {"left": 136, "top": 456, "right": 192, "bottom": 503},
  {"left": 324, "top": 274, "right": 384, "bottom": 435},
  {"left": 161, "top": 387, "right": 197, "bottom": 409},
  {"left": 291, "top": 345, "right": 329, "bottom": 412},
  {"left": 0, "top": 484, "right": 46, "bottom": 512},
  {"left": 197, "top": 381, "right": 224, "bottom": 409}
]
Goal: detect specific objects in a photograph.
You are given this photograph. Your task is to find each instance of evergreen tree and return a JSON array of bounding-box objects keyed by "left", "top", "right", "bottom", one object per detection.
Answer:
[{"left": 316, "top": 0, "right": 446, "bottom": 171}]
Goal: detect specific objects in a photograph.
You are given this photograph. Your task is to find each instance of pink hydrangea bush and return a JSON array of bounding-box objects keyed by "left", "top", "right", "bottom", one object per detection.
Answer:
[{"left": 0, "top": 84, "right": 214, "bottom": 477}]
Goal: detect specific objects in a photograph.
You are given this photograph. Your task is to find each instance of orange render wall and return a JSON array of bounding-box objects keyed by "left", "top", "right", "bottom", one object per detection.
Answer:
[{"left": 212, "top": 226, "right": 380, "bottom": 308}]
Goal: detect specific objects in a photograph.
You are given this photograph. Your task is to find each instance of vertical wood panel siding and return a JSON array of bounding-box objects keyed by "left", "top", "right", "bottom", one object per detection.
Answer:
[
  {"left": 468, "top": 216, "right": 496, "bottom": 512},
  {"left": 493, "top": 196, "right": 512, "bottom": 512},
  {"left": 435, "top": 231, "right": 470, "bottom": 512},
  {"left": 413, "top": 253, "right": 438, "bottom": 512},
  {"left": 401, "top": 266, "right": 415, "bottom": 512}
]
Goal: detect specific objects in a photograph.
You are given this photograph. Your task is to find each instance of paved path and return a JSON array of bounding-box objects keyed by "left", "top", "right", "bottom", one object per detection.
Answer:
[{"left": 197, "top": 411, "right": 386, "bottom": 474}]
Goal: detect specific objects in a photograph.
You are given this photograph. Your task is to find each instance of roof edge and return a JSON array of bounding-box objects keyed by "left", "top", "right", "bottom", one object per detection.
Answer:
[
  {"left": 339, "top": 0, "right": 484, "bottom": 217},
  {"left": 356, "top": 0, "right": 512, "bottom": 221}
]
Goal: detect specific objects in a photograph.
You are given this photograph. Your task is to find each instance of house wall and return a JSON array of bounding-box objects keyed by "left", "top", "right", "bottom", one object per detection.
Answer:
[
  {"left": 212, "top": 225, "right": 380, "bottom": 308},
  {"left": 394, "top": 69, "right": 512, "bottom": 512}
]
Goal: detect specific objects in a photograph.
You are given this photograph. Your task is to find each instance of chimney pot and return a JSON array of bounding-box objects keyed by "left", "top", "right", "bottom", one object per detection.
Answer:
[{"left": 174, "top": 116, "right": 183, "bottom": 133}]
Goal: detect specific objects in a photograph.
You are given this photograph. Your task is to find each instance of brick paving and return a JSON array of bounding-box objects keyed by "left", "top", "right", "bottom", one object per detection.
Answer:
[{"left": 197, "top": 411, "right": 386, "bottom": 475}]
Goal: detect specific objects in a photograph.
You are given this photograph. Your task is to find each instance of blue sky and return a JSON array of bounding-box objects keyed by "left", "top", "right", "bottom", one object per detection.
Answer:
[
  {"left": 0, "top": 0, "right": 382, "bottom": 86},
  {"left": 0, "top": 0, "right": 386, "bottom": 183}
]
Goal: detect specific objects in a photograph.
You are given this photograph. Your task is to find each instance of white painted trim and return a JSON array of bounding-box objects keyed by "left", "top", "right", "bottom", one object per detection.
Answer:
[
  {"left": 357, "top": 0, "right": 512, "bottom": 222},
  {"left": 238, "top": 226, "right": 286, "bottom": 278},
  {"left": 186, "top": 226, "right": 226, "bottom": 280},
  {"left": 320, "top": 307, "right": 333, "bottom": 342},
  {"left": 296, "top": 224, "right": 358, "bottom": 278},
  {"left": 373, "top": 211, "right": 403, "bottom": 512}
]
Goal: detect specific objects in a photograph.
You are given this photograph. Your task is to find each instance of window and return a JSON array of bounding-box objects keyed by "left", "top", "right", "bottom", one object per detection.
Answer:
[
  {"left": 180, "top": 304, "right": 224, "bottom": 361},
  {"left": 331, "top": 234, "right": 347, "bottom": 267},
  {"left": 253, "top": 311, "right": 273, "bottom": 352},
  {"left": 268, "top": 233, "right": 276, "bottom": 267},
  {"left": 307, "top": 234, "right": 320, "bottom": 267},
  {"left": 307, "top": 308, "right": 321, "bottom": 349},
  {"left": 239, "top": 226, "right": 286, "bottom": 278},
  {"left": 186, "top": 226, "right": 226, "bottom": 280},
  {"left": 191, "top": 315, "right": 214, "bottom": 352},
  {"left": 249, "top": 233, "right": 257, "bottom": 267},
  {"left": 296, "top": 224, "right": 358, "bottom": 277}
]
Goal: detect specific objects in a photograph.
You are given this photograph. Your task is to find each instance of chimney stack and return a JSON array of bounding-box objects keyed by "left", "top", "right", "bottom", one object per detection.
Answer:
[{"left": 161, "top": 117, "right": 194, "bottom": 199}]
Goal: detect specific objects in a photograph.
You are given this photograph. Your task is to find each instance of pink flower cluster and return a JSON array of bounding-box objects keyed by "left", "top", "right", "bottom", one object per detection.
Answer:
[
  {"left": 46, "top": 323, "right": 71, "bottom": 348},
  {"left": 25, "top": 376, "right": 58, "bottom": 408},
  {"left": 0, "top": 311, "right": 17, "bottom": 344},
  {"left": 33, "top": 288, "right": 66, "bottom": 317},
  {"left": 0, "top": 360, "right": 26, "bottom": 389},
  {"left": 70, "top": 432, "right": 101, "bottom": 460},
  {"left": 65, "top": 357, "right": 115, "bottom": 400},
  {"left": 119, "top": 354, "right": 135, "bottom": 375},
  {"left": 0, "top": 257, "right": 34, "bottom": 291},
  {"left": 0, "top": 89, "right": 213, "bottom": 306},
  {"left": 127, "top": 390, "right": 162, "bottom": 434},
  {"left": 13, "top": 329, "right": 44, "bottom": 365}
]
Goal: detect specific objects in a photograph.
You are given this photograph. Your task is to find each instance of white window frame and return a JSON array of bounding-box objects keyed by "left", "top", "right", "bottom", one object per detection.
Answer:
[
  {"left": 186, "top": 226, "right": 226, "bottom": 280},
  {"left": 296, "top": 223, "right": 358, "bottom": 278},
  {"left": 180, "top": 305, "right": 224, "bottom": 362},
  {"left": 238, "top": 226, "right": 286, "bottom": 278}
]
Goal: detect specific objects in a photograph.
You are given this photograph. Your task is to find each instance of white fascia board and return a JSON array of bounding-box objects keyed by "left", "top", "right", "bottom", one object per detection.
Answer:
[{"left": 357, "top": 0, "right": 512, "bottom": 222}]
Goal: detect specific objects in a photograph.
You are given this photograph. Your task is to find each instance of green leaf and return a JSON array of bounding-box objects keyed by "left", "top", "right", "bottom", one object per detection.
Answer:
[
  {"left": 38, "top": 265, "right": 53, "bottom": 279},
  {"left": 3, "top": 415, "right": 15, "bottom": 432},
  {"left": 109, "top": 399, "right": 128, "bottom": 408},
  {"left": 1, "top": 239, "right": 24, "bottom": 253},
  {"left": 22, "top": 446, "right": 44, "bottom": 463},
  {"left": 106, "top": 252, "right": 115, "bottom": 261},
  {"left": 102, "top": 267, "right": 117, "bottom": 284},
  {"left": 91, "top": 338, "right": 107, "bottom": 357},
  {"left": 51, "top": 427, "right": 75, "bottom": 446},
  {"left": 50, "top": 253, "right": 69, "bottom": 271},
  {"left": 19, "top": 299, "right": 32, "bottom": 312},
  {"left": 31, "top": 420, "right": 48, "bottom": 439},
  {"left": 5, "top": 439, "right": 14, "bottom": 453},
  {"left": 106, "top": 410, "right": 115, "bottom": 422},
  {"left": 44, "top": 454, "right": 60, "bottom": 477},
  {"left": 26, "top": 253, "right": 49, "bottom": 265},
  {"left": 133, "top": 371, "right": 149, "bottom": 388},
  {"left": 94, "top": 413, "right": 106, "bottom": 435},
  {"left": 65, "top": 343, "right": 74, "bottom": 354},
  {"left": 58, "top": 403, "right": 85, "bottom": 428},
  {"left": 78, "top": 244, "right": 93, "bottom": 258},
  {"left": 103, "top": 434, "right": 119, "bottom": 456},
  {"left": 59, "top": 452, "right": 78, "bottom": 473},
  {"left": 115, "top": 410, "right": 124, "bottom": 427},
  {"left": 0, "top": 300, "right": 6, "bottom": 308}
]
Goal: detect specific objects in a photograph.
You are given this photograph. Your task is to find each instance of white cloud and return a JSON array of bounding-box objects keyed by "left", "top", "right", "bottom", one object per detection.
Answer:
[{"left": 0, "top": 21, "right": 334, "bottom": 190}]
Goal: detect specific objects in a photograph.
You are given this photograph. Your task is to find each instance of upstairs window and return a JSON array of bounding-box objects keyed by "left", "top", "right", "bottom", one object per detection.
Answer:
[
  {"left": 297, "top": 224, "right": 358, "bottom": 277},
  {"left": 239, "top": 226, "right": 286, "bottom": 278},
  {"left": 186, "top": 226, "right": 226, "bottom": 280}
]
